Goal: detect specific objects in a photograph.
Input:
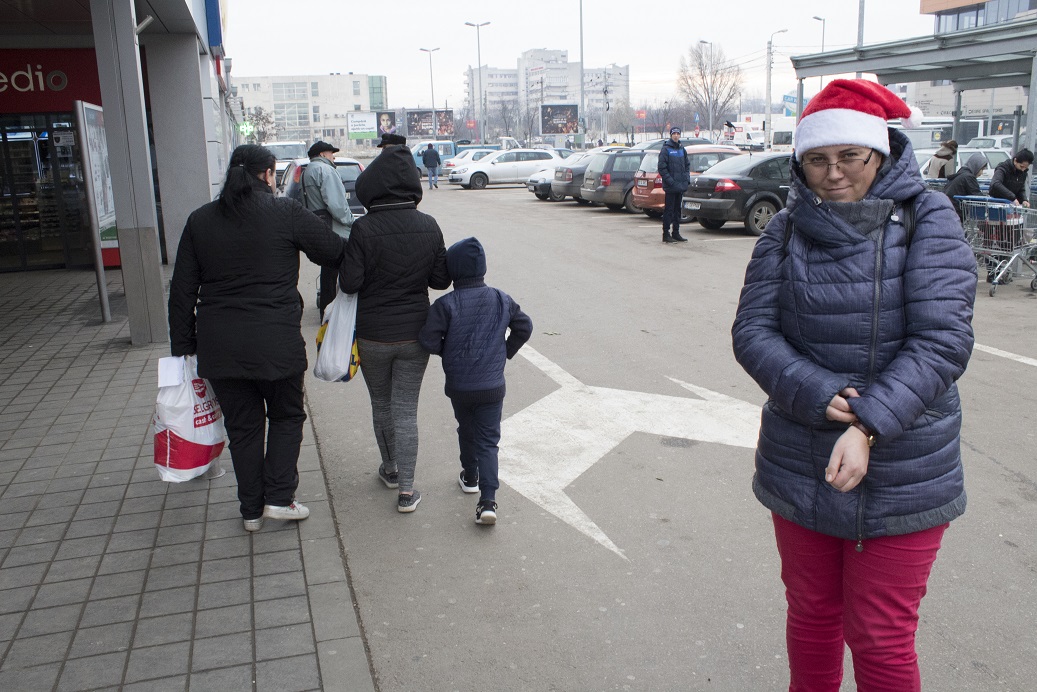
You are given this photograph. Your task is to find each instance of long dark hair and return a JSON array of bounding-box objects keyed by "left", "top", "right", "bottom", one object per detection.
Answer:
[{"left": 217, "top": 144, "right": 277, "bottom": 217}]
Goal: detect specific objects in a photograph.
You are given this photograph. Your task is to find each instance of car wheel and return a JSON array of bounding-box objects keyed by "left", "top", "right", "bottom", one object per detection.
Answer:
[
  {"left": 575, "top": 197, "right": 591, "bottom": 205},
  {"left": 548, "top": 189, "right": 566, "bottom": 202},
  {"left": 745, "top": 200, "right": 778, "bottom": 235},
  {"left": 623, "top": 190, "right": 642, "bottom": 213},
  {"left": 699, "top": 218, "right": 726, "bottom": 230},
  {"left": 605, "top": 203, "right": 624, "bottom": 211},
  {"left": 644, "top": 210, "right": 663, "bottom": 218},
  {"left": 534, "top": 192, "right": 549, "bottom": 200},
  {"left": 470, "top": 173, "right": 488, "bottom": 190},
  {"left": 461, "top": 184, "right": 471, "bottom": 190}
]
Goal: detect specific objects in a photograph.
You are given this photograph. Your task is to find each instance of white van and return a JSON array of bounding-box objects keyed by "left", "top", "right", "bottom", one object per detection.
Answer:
[{"left": 722, "top": 123, "right": 766, "bottom": 151}]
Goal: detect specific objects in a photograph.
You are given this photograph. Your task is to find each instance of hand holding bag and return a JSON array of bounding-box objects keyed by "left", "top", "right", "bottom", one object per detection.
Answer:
[
  {"left": 314, "top": 291, "right": 360, "bottom": 382},
  {"left": 153, "top": 355, "right": 227, "bottom": 482}
]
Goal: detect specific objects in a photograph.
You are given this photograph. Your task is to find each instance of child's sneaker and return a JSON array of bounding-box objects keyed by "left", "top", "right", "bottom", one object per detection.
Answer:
[
  {"left": 475, "top": 500, "right": 497, "bottom": 525},
  {"left": 378, "top": 465, "right": 399, "bottom": 489},
  {"left": 263, "top": 501, "right": 310, "bottom": 521},
  {"left": 458, "top": 470, "right": 479, "bottom": 494},
  {"left": 243, "top": 517, "right": 263, "bottom": 532},
  {"left": 398, "top": 490, "right": 422, "bottom": 513}
]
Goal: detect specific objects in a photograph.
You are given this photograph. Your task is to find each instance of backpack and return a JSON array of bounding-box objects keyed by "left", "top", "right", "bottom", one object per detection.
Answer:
[{"left": 782, "top": 195, "right": 918, "bottom": 256}]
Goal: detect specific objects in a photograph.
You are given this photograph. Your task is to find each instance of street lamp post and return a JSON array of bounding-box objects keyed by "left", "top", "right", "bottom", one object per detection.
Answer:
[
  {"left": 699, "top": 40, "right": 713, "bottom": 141},
  {"left": 579, "top": 0, "right": 585, "bottom": 147},
  {"left": 812, "top": 16, "right": 826, "bottom": 92},
  {"left": 419, "top": 47, "right": 439, "bottom": 137},
  {"left": 464, "top": 21, "right": 489, "bottom": 144},
  {"left": 765, "top": 29, "right": 787, "bottom": 151}
]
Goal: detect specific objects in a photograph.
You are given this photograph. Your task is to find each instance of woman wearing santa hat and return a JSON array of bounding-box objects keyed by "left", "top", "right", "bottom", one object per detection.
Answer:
[{"left": 732, "top": 79, "right": 977, "bottom": 691}]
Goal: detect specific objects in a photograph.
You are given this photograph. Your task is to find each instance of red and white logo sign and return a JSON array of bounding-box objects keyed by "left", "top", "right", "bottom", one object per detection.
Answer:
[{"left": 192, "top": 379, "right": 207, "bottom": 399}]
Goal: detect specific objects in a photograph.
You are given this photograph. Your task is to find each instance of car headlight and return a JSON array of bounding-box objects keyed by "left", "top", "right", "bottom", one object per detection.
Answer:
[{"left": 455, "top": 168, "right": 468, "bottom": 174}]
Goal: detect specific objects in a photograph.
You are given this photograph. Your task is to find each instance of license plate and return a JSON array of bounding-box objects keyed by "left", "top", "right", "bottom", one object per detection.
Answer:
[
  {"left": 637, "top": 180, "right": 648, "bottom": 187},
  {"left": 684, "top": 201, "right": 701, "bottom": 210},
  {"left": 345, "top": 192, "right": 351, "bottom": 199}
]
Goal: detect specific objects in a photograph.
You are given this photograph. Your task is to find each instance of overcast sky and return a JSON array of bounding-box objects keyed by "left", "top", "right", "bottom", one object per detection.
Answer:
[{"left": 225, "top": 0, "right": 934, "bottom": 109}]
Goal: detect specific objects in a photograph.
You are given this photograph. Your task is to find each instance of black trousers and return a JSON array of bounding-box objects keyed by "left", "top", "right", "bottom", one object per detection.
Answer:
[
  {"left": 209, "top": 375, "right": 306, "bottom": 520},
  {"left": 450, "top": 398, "right": 503, "bottom": 502},
  {"left": 662, "top": 190, "right": 684, "bottom": 233}
]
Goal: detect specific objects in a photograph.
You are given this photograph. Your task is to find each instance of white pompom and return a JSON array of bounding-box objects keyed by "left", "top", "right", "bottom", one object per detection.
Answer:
[{"left": 900, "top": 105, "right": 924, "bottom": 129}]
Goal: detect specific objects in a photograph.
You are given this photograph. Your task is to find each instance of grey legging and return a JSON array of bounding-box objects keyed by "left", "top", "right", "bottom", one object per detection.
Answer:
[{"left": 357, "top": 339, "right": 430, "bottom": 493}]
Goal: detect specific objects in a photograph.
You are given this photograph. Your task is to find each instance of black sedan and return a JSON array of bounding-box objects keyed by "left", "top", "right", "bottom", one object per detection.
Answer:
[{"left": 682, "top": 152, "right": 791, "bottom": 235}]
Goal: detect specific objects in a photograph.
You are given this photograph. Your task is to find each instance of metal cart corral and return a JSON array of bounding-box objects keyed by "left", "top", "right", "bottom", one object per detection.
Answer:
[{"left": 956, "top": 196, "right": 1037, "bottom": 297}]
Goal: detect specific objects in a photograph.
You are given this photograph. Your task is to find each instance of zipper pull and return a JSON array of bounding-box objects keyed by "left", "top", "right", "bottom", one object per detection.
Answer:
[
  {"left": 891, "top": 213, "right": 900, "bottom": 223},
  {"left": 856, "top": 540, "right": 864, "bottom": 553}
]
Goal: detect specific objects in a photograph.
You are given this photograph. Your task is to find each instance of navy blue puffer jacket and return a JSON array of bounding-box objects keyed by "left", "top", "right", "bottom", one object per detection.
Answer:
[
  {"left": 732, "top": 129, "right": 977, "bottom": 541},
  {"left": 418, "top": 237, "right": 533, "bottom": 403},
  {"left": 658, "top": 139, "right": 691, "bottom": 193}
]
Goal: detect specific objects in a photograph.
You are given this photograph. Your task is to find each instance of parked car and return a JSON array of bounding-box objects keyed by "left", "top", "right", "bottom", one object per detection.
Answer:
[
  {"left": 448, "top": 148, "right": 562, "bottom": 189},
  {"left": 581, "top": 150, "right": 651, "bottom": 212},
  {"left": 411, "top": 140, "right": 458, "bottom": 177},
  {"left": 682, "top": 152, "right": 792, "bottom": 235},
  {"left": 278, "top": 156, "right": 366, "bottom": 217},
  {"left": 443, "top": 148, "right": 495, "bottom": 173},
  {"left": 964, "top": 134, "right": 1018, "bottom": 150},
  {"left": 265, "top": 140, "right": 309, "bottom": 187},
  {"left": 633, "top": 145, "right": 744, "bottom": 219},
  {"left": 633, "top": 137, "right": 714, "bottom": 151}
]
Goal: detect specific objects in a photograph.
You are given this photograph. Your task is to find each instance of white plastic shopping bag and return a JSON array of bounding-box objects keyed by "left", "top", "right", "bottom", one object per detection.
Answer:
[
  {"left": 153, "top": 355, "right": 226, "bottom": 482},
  {"left": 313, "top": 291, "right": 360, "bottom": 382}
]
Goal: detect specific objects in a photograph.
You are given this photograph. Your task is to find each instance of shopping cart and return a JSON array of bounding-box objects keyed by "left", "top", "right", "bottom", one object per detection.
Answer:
[{"left": 956, "top": 196, "right": 1037, "bottom": 297}]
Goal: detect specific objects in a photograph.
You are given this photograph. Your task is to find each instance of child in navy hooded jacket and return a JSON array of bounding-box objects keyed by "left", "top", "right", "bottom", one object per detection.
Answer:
[{"left": 419, "top": 237, "right": 532, "bottom": 525}]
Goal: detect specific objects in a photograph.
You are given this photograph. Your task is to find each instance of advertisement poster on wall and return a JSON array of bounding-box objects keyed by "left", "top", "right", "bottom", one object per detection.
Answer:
[
  {"left": 540, "top": 105, "right": 579, "bottom": 135},
  {"left": 347, "top": 112, "right": 377, "bottom": 140},
  {"left": 376, "top": 111, "right": 397, "bottom": 135},
  {"left": 74, "top": 100, "right": 113, "bottom": 320},
  {"left": 407, "top": 109, "right": 454, "bottom": 138}
]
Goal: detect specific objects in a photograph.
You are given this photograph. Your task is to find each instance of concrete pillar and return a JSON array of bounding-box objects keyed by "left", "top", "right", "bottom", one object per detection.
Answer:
[
  {"left": 89, "top": 0, "right": 167, "bottom": 345},
  {"left": 143, "top": 35, "right": 213, "bottom": 263},
  {"left": 1025, "top": 53, "right": 1036, "bottom": 203}
]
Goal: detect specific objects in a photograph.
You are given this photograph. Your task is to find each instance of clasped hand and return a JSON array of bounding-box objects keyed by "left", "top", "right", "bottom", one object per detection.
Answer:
[{"left": 824, "top": 387, "right": 870, "bottom": 493}]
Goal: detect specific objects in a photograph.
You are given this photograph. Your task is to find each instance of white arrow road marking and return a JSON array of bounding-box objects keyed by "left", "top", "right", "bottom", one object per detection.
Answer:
[{"left": 500, "top": 346, "right": 762, "bottom": 559}]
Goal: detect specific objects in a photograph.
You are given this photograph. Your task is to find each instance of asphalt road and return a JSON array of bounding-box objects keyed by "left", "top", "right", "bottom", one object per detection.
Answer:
[{"left": 299, "top": 181, "right": 1037, "bottom": 691}]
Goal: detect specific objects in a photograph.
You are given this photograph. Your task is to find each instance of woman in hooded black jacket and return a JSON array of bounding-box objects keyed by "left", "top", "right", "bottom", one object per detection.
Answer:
[
  {"left": 168, "top": 144, "right": 345, "bottom": 532},
  {"left": 339, "top": 144, "right": 450, "bottom": 513}
]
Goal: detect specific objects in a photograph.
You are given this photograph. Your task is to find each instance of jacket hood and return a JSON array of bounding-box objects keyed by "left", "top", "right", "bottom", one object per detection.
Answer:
[
  {"left": 355, "top": 145, "right": 422, "bottom": 210},
  {"left": 446, "top": 237, "right": 486, "bottom": 282},
  {"left": 961, "top": 152, "right": 987, "bottom": 176},
  {"left": 787, "top": 128, "right": 925, "bottom": 248}
]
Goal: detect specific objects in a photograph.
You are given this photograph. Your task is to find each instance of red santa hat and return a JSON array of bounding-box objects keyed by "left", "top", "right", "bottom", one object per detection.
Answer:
[{"left": 795, "top": 79, "right": 923, "bottom": 156}]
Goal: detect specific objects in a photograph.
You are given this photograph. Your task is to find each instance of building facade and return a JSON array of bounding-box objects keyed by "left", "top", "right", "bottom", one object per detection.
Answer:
[{"left": 236, "top": 73, "right": 387, "bottom": 147}]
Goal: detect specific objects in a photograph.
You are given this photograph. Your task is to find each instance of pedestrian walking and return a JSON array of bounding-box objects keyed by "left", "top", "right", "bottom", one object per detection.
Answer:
[
  {"left": 302, "top": 140, "right": 354, "bottom": 319},
  {"left": 339, "top": 140, "right": 450, "bottom": 513},
  {"left": 418, "top": 237, "right": 532, "bottom": 525},
  {"left": 658, "top": 127, "right": 690, "bottom": 243},
  {"left": 989, "top": 148, "right": 1033, "bottom": 207},
  {"left": 923, "top": 139, "right": 957, "bottom": 178},
  {"left": 731, "top": 79, "right": 977, "bottom": 692},
  {"left": 168, "top": 144, "right": 346, "bottom": 532},
  {"left": 421, "top": 143, "right": 442, "bottom": 189}
]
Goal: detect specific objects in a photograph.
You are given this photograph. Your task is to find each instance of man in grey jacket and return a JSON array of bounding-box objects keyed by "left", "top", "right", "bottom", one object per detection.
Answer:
[{"left": 302, "top": 141, "right": 354, "bottom": 317}]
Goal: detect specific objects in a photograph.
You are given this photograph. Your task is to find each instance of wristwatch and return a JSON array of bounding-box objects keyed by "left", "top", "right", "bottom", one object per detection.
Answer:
[{"left": 851, "top": 421, "right": 876, "bottom": 447}]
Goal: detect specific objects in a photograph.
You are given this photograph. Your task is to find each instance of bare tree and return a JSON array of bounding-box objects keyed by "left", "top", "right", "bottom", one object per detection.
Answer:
[
  {"left": 677, "top": 44, "right": 742, "bottom": 139},
  {"left": 245, "top": 106, "right": 278, "bottom": 143},
  {"left": 494, "top": 98, "right": 517, "bottom": 138},
  {"left": 646, "top": 99, "right": 680, "bottom": 138}
]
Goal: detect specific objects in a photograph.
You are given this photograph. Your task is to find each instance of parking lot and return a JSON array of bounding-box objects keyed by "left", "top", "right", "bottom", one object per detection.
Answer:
[{"left": 303, "top": 181, "right": 1037, "bottom": 691}]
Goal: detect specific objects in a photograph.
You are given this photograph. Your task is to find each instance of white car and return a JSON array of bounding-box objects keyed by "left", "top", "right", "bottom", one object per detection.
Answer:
[
  {"left": 442, "top": 148, "right": 495, "bottom": 173},
  {"left": 964, "top": 134, "right": 1018, "bottom": 150},
  {"left": 449, "top": 148, "right": 562, "bottom": 189},
  {"left": 914, "top": 147, "right": 1011, "bottom": 181}
]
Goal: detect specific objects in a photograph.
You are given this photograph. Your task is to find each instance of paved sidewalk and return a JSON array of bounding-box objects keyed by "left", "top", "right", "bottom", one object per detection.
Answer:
[{"left": 0, "top": 268, "right": 375, "bottom": 691}]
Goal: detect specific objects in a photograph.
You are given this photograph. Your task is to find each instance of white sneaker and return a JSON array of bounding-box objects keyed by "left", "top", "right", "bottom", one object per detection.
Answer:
[{"left": 263, "top": 501, "right": 310, "bottom": 521}]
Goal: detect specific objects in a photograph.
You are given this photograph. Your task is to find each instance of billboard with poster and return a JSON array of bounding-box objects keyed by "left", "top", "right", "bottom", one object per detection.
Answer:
[
  {"left": 407, "top": 110, "right": 454, "bottom": 138},
  {"left": 347, "top": 112, "right": 376, "bottom": 140},
  {"left": 376, "top": 111, "right": 397, "bottom": 135},
  {"left": 540, "top": 104, "right": 579, "bottom": 135}
]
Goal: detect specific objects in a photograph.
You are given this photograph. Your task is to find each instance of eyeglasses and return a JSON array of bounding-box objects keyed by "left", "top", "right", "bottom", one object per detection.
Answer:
[{"left": 801, "top": 150, "right": 874, "bottom": 174}]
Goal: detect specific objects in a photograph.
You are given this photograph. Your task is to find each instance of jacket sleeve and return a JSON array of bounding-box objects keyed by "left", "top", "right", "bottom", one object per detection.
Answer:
[
  {"left": 964, "top": 174, "right": 981, "bottom": 197},
  {"left": 505, "top": 297, "right": 533, "bottom": 359},
  {"left": 291, "top": 201, "right": 346, "bottom": 268},
  {"left": 339, "top": 220, "right": 367, "bottom": 294},
  {"left": 731, "top": 214, "right": 851, "bottom": 426},
  {"left": 418, "top": 298, "right": 449, "bottom": 355},
  {"left": 657, "top": 149, "right": 674, "bottom": 189},
  {"left": 428, "top": 224, "right": 451, "bottom": 290},
  {"left": 848, "top": 193, "right": 976, "bottom": 440},
  {"left": 318, "top": 165, "right": 355, "bottom": 229},
  {"left": 167, "top": 219, "right": 200, "bottom": 356},
  {"left": 988, "top": 163, "right": 1021, "bottom": 202}
]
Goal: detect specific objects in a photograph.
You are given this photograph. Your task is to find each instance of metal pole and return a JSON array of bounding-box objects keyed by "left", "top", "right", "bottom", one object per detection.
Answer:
[
  {"left": 466, "top": 22, "right": 490, "bottom": 144},
  {"left": 420, "top": 48, "right": 439, "bottom": 136},
  {"left": 766, "top": 29, "right": 787, "bottom": 151},
  {"left": 699, "top": 40, "right": 713, "bottom": 140},
  {"left": 579, "top": 0, "right": 585, "bottom": 146},
  {"left": 856, "top": 0, "right": 865, "bottom": 79},
  {"left": 813, "top": 16, "right": 826, "bottom": 91}
]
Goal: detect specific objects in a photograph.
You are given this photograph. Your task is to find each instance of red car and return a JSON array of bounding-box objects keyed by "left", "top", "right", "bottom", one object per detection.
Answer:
[{"left": 633, "top": 145, "right": 742, "bottom": 219}]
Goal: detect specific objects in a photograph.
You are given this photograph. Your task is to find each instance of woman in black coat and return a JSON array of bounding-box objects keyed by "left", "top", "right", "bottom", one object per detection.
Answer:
[{"left": 168, "top": 144, "right": 345, "bottom": 532}]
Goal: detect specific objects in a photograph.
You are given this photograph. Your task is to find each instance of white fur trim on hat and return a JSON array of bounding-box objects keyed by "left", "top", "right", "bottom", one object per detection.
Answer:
[{"left": 795, "top": 108, "right": 892, "bottom": 156}]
